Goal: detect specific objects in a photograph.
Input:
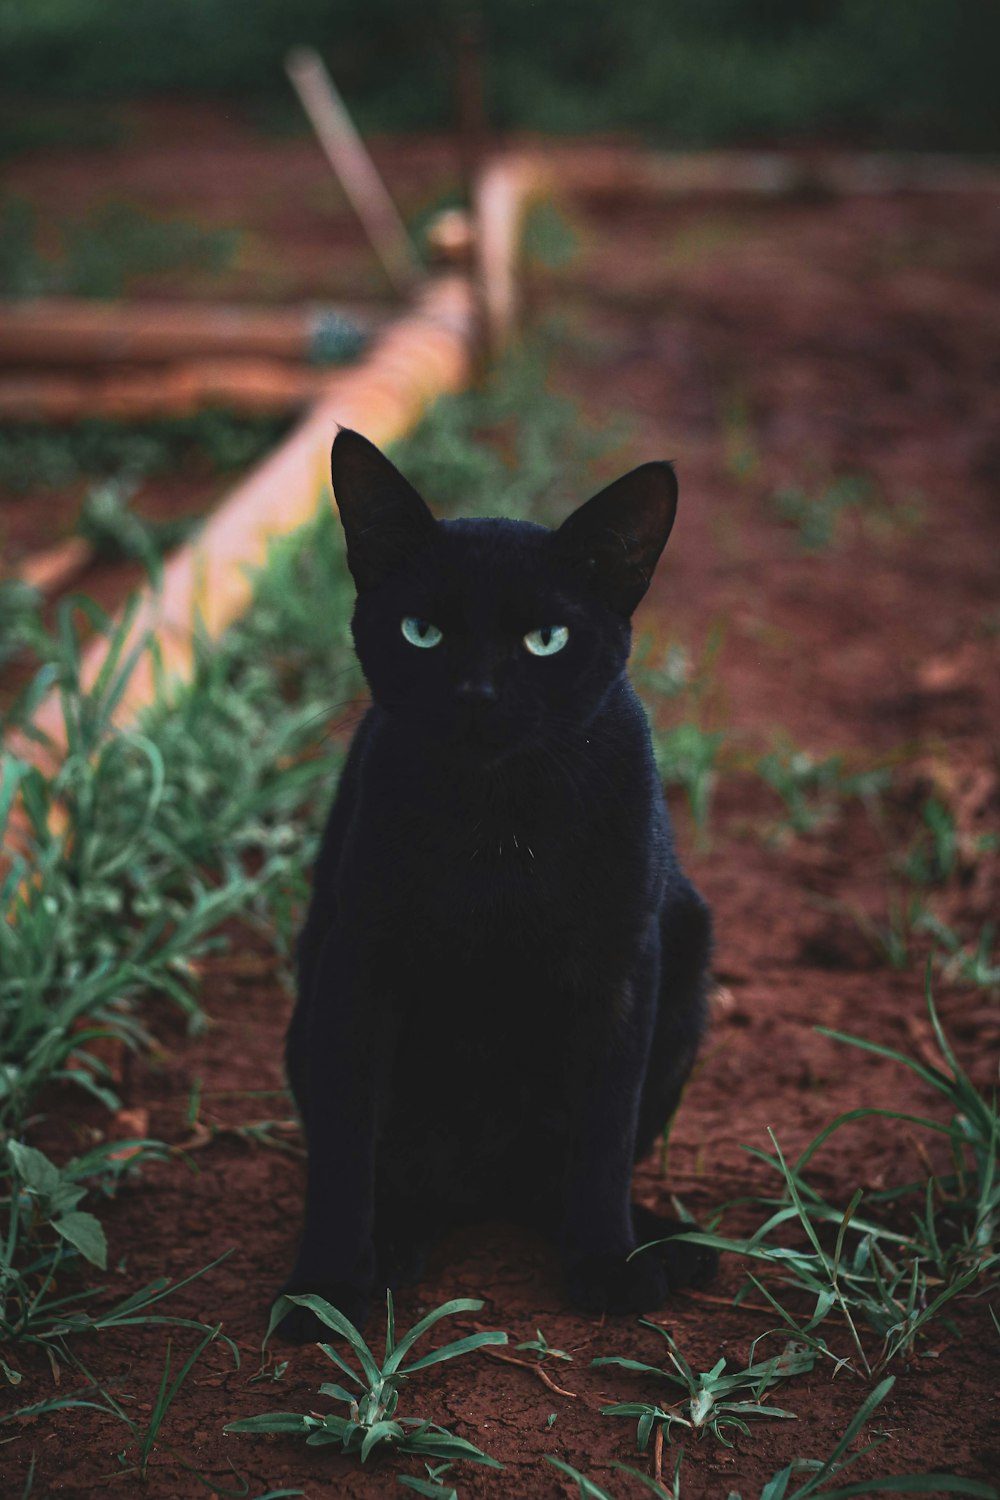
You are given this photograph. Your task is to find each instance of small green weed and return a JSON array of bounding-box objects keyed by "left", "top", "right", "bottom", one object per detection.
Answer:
[
  {"left": 652, "top": 723, "right": 724, "bottom": 833},
  {"left": 227, "top": 1292, "right": 506, "bottom": 1470},
  {"left": 76, "top": 481, "right": 202, "bottom": 578},
  {"left": 633, "top": 626, "right": 727, "bottom": 833},
  {"left": 515, "top": 1327, "right": 572, "bottom": 1362},
  {"left": 918, "top": 913, "right": 1000, "bottom": 993},
  {"left": 548, "top": 1375, "right": 996, "bottom": 1497},
  {"left": 595, "top": 1326, "right": 812, "bottom": 1449},
  {"left": 850, "top": 891, "right": 928, "bottom": 970},
  {"left": 770, "top": 476, "right": 877, "bottom": 551},
  {"left": 756, "top": 737, "right": 890, "bottom": 835},
  {"left": 902, "top": 798, "right": 959, "bottom": 884}
]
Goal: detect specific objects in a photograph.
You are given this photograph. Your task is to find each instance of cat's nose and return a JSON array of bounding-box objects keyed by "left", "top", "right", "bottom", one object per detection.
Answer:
[{"left": 456, "top": 677, "right": 498, "bottom": 705}]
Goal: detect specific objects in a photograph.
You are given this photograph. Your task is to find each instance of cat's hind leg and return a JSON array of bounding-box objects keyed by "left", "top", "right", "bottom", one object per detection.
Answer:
[
  {"left": 634, "top": 879, "right": 712, "bottom": 1162},
  {"left": 629, "top": 881, "right": 718, "bottom": 1291}
]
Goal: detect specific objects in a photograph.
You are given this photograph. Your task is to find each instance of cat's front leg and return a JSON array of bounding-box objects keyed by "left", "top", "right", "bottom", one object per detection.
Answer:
[
  {"left": 559, "top": 980, "right": 671, "bottom": 1315},
  {"left": 278, "top": 928, "right": 379, "bottom": 1342}
]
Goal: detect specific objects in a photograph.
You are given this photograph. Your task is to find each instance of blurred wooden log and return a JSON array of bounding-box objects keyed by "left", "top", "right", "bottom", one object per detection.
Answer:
[
  {"left": 0, "top": 358, "right": 327, "bottom": 421},
  {"left": 0, "top": 299, "right": 374, "bottom": 366}
]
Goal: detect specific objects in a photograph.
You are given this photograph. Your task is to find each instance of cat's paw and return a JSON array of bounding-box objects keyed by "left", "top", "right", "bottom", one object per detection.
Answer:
[
  {"left": 564, "top": 1248, "right": 671, "bottom": 1315},
  {"left": 272, "top": 1281, "right": 371, "bottom": 1344},
  {"left": 631, "top": 1205, "right": 718, "bottom": 1289}
]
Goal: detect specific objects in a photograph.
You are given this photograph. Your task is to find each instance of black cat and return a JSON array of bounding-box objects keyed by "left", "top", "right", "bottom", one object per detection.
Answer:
[{"left": 279, "top": 428, "right": 715, "bottom": 1342}]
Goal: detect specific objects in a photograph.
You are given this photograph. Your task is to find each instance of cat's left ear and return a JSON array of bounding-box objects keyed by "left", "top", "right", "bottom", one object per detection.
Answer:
[
  {"left": 331, "top": 428, "right": 438, "bottom": 590},
  {"left": 551, "top": 462, "right": 678, "bottom": 616}
]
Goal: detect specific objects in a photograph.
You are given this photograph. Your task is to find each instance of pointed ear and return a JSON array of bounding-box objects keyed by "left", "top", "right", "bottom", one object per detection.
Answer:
[
  {"left": 330, "top": 428, "right": 437, "bottom": 590},
  {"left": 551, "top": 461, "right": 678, "bottom": 615}
]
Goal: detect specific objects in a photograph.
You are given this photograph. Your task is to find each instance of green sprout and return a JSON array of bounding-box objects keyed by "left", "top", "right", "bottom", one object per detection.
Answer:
[
  {"left": 226, "top": 1292, "right": 506, "bottom": 1469},
  {"left": 595, "top": 1325, "right": 812, "bottom": 1448}
]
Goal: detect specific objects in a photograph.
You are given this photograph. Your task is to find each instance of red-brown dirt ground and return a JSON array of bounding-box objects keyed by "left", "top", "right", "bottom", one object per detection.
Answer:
[{"left": 1, "top": 109, "right": 998, "bottom": 1497}]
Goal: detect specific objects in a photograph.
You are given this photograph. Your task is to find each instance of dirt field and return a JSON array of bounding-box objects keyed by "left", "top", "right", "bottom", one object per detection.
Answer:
[{"left": 1, "top": 109, "right": 998, "bottom": 1497}]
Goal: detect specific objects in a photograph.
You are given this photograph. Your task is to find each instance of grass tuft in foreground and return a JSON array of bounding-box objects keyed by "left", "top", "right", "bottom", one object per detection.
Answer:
[
  {"left": 226, "top": 1292, "right": 506, "bottom": 1471},
  {"left": 594, "top": 1325, "right": 813, "bottom": 1448},
  {"left": 666, "top": 973, "right": 997, "bottom": 1379},
  {"left": 548, "top": 1375, "right": 996, "bottom": 1497}
]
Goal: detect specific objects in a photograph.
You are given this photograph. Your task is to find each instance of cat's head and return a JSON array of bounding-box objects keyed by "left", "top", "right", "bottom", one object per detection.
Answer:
[{"left": 331, "top": 428, "right": 678, "bottom": 760}]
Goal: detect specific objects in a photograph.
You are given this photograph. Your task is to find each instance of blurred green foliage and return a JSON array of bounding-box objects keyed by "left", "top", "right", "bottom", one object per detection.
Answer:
[
  {"left": 0, "top": 413, "right": 291, "bottom": 493},
  {"left": 0, "top": 197, "right": 237, "bottom": 299},
  {"left": 0, "top": 0, "right": 995, "bottom": 149}
]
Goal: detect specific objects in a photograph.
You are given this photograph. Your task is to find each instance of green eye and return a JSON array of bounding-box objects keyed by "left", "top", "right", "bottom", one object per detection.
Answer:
[
  {"left": 401, "top": 616, "right": 443, "bottom": 649},
  {"left": 523, "top": 625, "right": 569, "bottom": 657}
]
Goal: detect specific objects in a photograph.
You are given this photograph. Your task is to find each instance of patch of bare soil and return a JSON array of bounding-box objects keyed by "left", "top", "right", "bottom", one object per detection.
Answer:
[{"left": 2, "top": 113, "right": 998, "bottom": 1497}]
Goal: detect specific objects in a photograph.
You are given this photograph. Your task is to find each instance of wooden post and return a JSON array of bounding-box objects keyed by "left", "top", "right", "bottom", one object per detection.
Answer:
[{"left": 285, "top": 46, "right": 425, "bottom": 300}]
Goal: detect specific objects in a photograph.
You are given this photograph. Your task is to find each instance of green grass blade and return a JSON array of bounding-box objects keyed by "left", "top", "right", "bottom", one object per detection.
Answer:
[
  {"left": 382, "top": 1298, "right": 485, "bottom": 1375},
  {"left": 398, "top": 1329, "right": 507, "bottom": 1375},
  {"left": 545, "top": 1456, "right": 618, "bottom": 1499}
]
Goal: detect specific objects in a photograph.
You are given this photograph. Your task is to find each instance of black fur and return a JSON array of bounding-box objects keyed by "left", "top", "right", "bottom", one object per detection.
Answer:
[{"left": 279, "top": 429, "right": 715, "bottom": 1341}]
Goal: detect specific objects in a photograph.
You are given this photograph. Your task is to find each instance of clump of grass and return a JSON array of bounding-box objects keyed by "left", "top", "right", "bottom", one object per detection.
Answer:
[
  {"left": 1, "top": 540, "right": 356, "bottom": 1359},
  {"left": 782, "top": 473, "right": 925, "bottom": 551},
  {"left": 76, "top": 480, "right": 202, "bottom": 579},
  {"left": 548, "top": 1375, "right": 997, "bottom": 1497},
  {"left": 756, "top": 736, "right": 891, "bottom": 836},
  {"left": 901, "top": 796, "right": 997, "bottom": 889},
  {"left": 920, "top": 915, "right": 1000, "bottom": 993},
  {"left": 769, "top": 475, "right": 878, "bottom": 551},
  {"left": 672, "top": 974, "right": 997, "bottom": 1378},
  {"left": 595, "top": 1326, "right": 812, "bottom": 1448},
  {"left": 735, "top": 1375, "right": 997, "bottom": 1500},
  {"left": 902, "top": 797, "right": 959, "bottom": 884},
  {"left": 817, "top": 969, "right": 998, "bottom": 1273},
  {"left": 1, "top": 1248, "right": 237, "bottom": 1386},
  {"left": 849, "top": 890, "right": 929, "bottom": 970},
  {"left": 652, "top": 722, "right": 724, "bottom": 834},
  {"left": 3, "top": 1318, "right": 241, "bottom": 1486},
  {"left": 226, "top": 1292, "right": 506, "bottom": 1471},
  {"left": 633, "top": 627, "right": 728, "bottom": 835}
]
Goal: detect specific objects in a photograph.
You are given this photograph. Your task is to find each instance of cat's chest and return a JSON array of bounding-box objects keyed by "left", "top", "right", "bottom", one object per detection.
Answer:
[{"left": 345, "top": 743, "right": 656, "bottom": 983}]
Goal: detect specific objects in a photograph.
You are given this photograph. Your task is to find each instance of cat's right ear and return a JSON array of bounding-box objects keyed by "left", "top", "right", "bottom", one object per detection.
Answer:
[
  {"left": 551, "top": 461, "right": 679, "bottom": 616},
  {"left": 331, "top": 428, "right": 437, "bottom": 590}
]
